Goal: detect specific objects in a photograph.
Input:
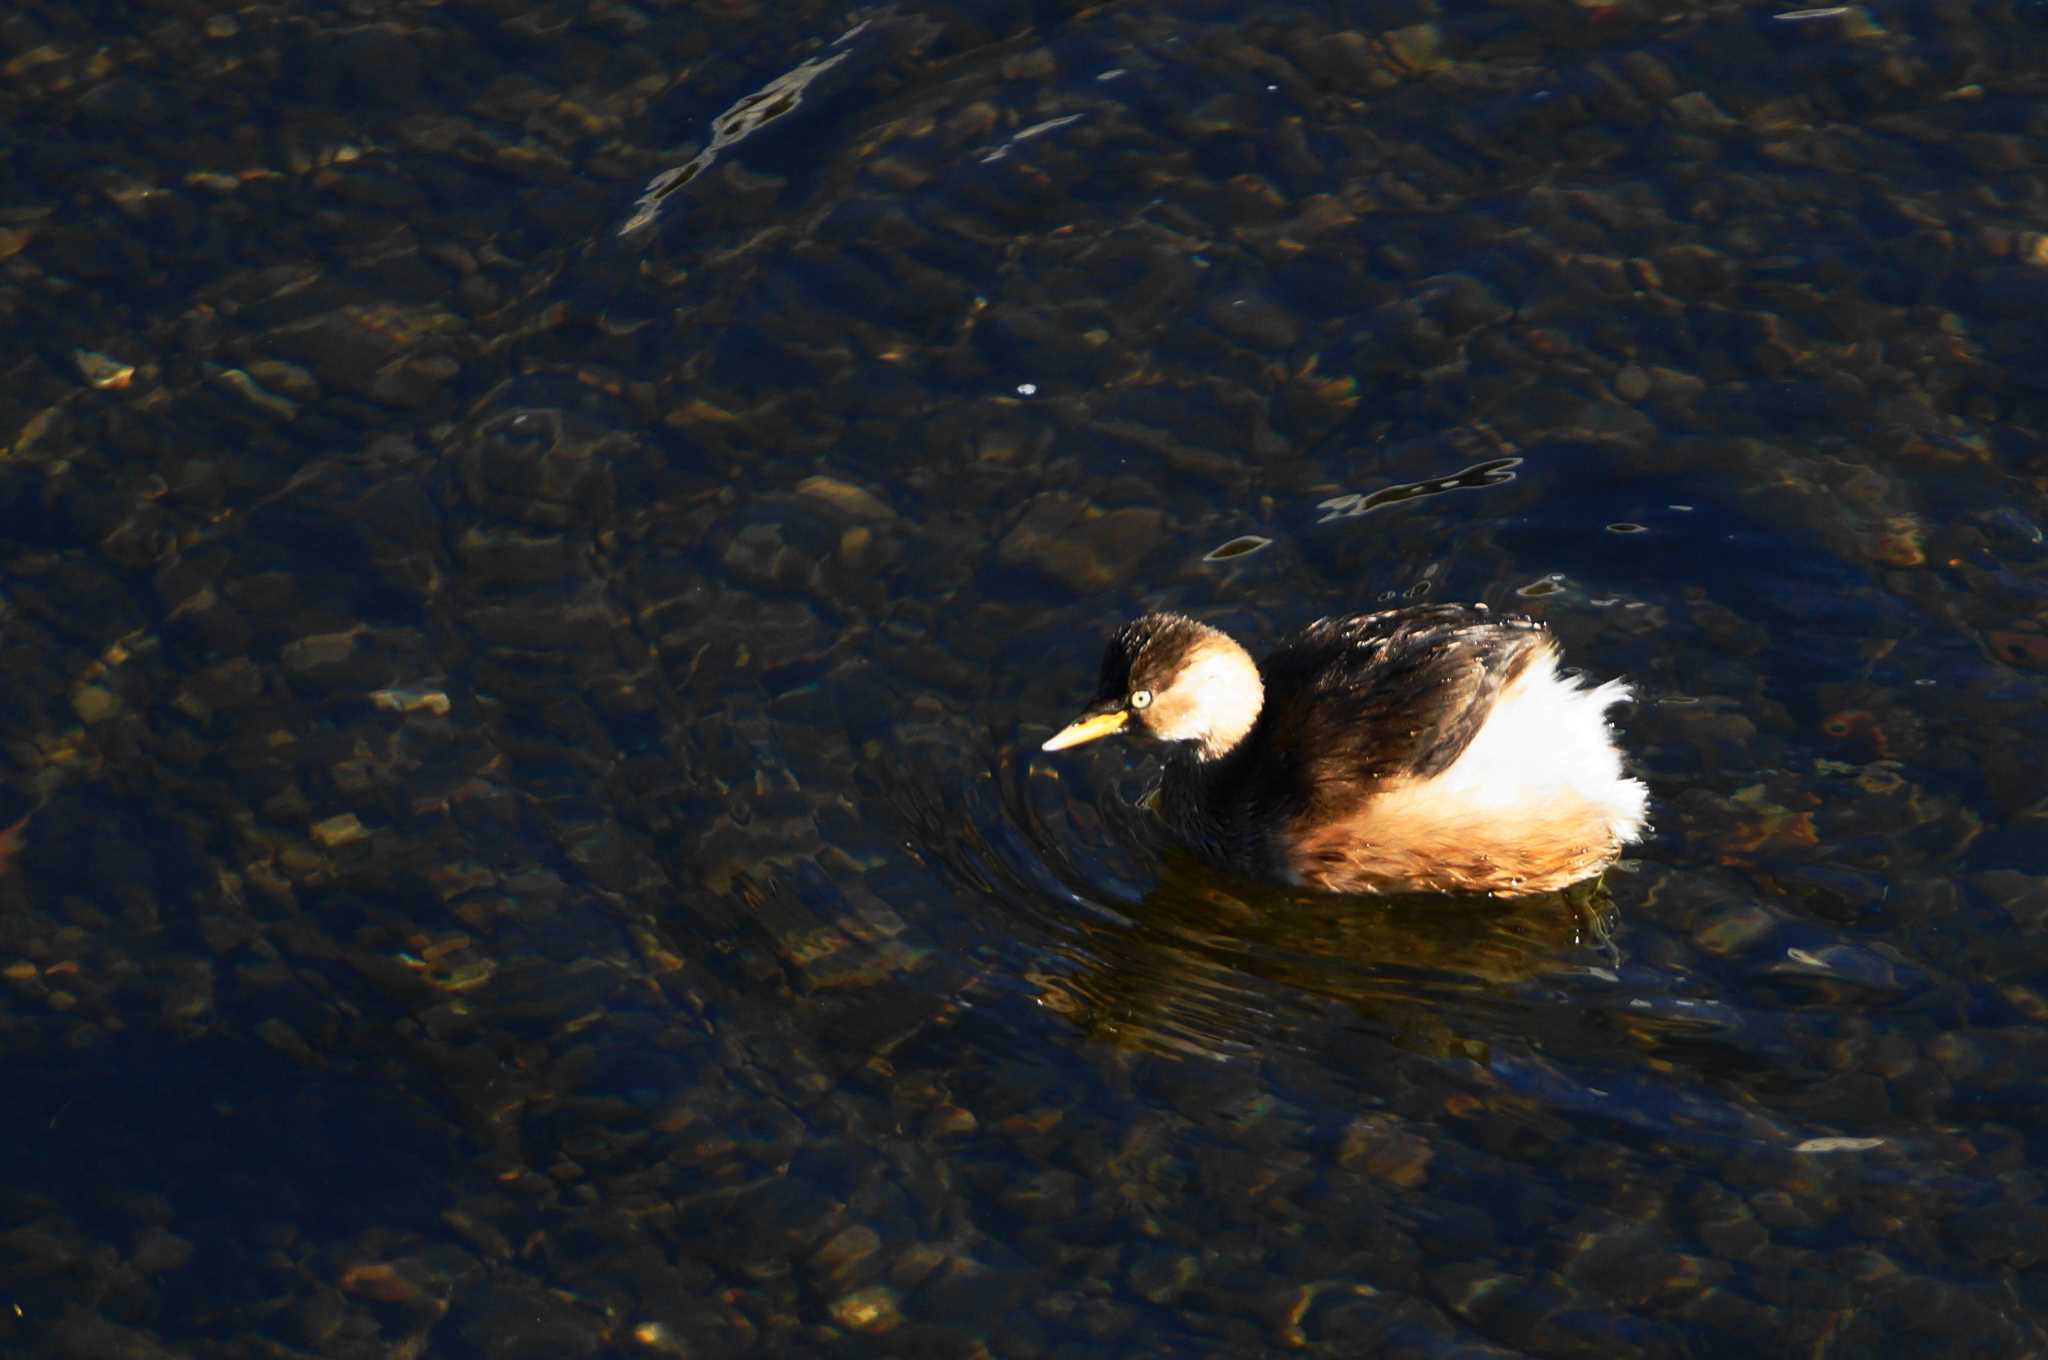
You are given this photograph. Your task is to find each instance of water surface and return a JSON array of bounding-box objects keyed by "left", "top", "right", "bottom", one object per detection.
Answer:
[{"left": 2, "top": 0, "right": 2046, "bottom": 1355}]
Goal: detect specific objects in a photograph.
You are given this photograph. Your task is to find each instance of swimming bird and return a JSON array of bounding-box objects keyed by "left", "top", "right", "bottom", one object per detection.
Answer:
[{"left": 1041, "top": 606, "right": 1647, "bottom": 896}]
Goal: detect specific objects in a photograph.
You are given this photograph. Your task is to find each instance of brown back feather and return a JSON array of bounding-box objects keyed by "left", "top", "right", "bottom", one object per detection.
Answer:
[{"left": 1258, "top": 606, "right": 1550, "bottom": 822}]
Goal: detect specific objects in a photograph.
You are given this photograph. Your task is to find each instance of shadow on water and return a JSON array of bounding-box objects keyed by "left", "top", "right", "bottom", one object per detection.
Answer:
[{"left": 0, "top": 1033, "right": 461, "bottom": 1316}]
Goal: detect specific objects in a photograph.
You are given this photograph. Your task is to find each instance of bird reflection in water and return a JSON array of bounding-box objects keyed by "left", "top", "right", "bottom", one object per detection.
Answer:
[{"left": 1028, "top": 851, "right": 1618, "bottom": 1061}]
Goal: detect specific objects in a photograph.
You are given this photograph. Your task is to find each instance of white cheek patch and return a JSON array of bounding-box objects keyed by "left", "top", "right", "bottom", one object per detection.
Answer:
[{"left": 1154, "top": 645, "right": 1264, "bottom": 758}]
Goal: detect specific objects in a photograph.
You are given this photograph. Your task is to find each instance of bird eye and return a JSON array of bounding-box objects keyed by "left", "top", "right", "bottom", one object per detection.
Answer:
[{"left": 1129, "top": 689, "right": 1153, "bottom": 710}]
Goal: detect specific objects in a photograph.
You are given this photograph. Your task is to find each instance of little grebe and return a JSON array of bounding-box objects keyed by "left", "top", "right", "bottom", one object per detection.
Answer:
[{"left": 1041, "top": 606, "right": 1647, "bottom": 896}]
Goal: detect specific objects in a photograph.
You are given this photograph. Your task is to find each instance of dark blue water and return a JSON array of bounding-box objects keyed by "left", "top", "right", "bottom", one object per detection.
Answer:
[{"left": 1, "top": 0, "right": 2046, "bottom": 1355}]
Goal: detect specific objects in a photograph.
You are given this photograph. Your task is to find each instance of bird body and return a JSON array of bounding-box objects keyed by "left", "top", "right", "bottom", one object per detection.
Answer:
[{"left": 1042, "top": 606, "right": 1647, "bottom": 896}]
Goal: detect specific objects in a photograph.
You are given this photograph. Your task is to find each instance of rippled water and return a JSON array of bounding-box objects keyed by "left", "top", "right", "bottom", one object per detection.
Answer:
[{"left": 3, "top": 0, "right": 2047, "bottom": 1355}]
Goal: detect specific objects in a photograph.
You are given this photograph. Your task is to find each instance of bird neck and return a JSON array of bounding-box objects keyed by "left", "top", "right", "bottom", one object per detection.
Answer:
[{"left": 1157, "top": 723, "right": 1274, "bottom": 877}]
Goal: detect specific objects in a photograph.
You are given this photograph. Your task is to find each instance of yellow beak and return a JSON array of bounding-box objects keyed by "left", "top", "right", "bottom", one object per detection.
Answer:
[{"left": 1041, "top": 708, "right": 1129, "bottom": 752}]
